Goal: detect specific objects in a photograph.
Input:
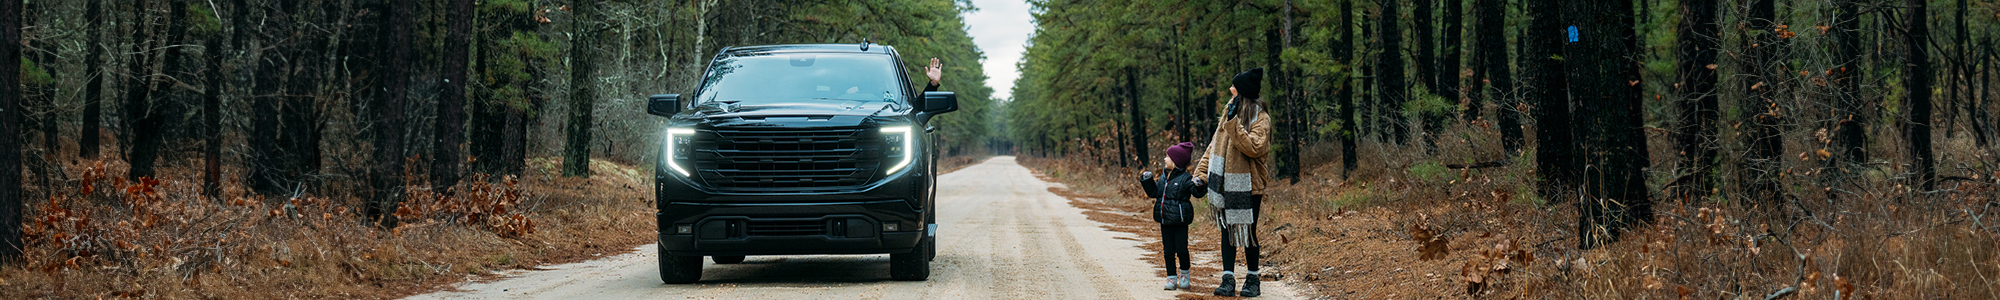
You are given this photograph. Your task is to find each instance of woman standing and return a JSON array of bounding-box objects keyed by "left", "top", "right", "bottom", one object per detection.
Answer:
[{"left": 1191, "top": 68, "right": 1272, "bottom": 297}]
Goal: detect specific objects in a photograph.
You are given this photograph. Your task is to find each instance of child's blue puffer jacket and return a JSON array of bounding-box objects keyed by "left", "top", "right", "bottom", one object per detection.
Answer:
[{"left": 1140, "top": 169, "right": 1203, "bottom": 225}]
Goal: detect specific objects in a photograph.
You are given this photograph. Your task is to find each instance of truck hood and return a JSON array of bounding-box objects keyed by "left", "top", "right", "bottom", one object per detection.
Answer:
[{"left": 675, "top": 101, "right": 911, "bottom": 128}]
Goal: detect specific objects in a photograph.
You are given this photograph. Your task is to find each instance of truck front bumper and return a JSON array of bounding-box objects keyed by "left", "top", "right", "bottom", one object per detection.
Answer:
[{"left": 657, "top": 200, "right": 926, "bottom": 256}]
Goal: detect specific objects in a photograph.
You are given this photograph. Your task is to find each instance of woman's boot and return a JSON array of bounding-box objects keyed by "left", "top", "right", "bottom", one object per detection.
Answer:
[{"left": 1213, "top": 273, "right": 1236, "bottom": 296}]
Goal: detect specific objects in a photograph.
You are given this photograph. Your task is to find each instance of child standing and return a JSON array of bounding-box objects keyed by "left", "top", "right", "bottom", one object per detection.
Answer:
[{"left": 1140, "top": 142, "right": 1202, "bottom": 290}]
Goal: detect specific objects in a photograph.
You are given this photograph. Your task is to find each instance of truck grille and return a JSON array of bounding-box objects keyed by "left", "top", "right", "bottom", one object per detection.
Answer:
[
  {"left": 745, "top": 219, "right": 827, "bottom": 236},
  {"left": 689, "top": 127, "right": 882, "bottom": 192}
]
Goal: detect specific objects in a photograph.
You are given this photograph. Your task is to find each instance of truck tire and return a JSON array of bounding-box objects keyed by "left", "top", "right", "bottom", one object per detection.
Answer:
[
  {"left": 711, "top": 255, "right": 745, "bottom": 264},
  {"left": 925, "top": 204, "right": 937, "bottom": 261},
  {"left": 890, "top": 236, "right": 933, "bottom": 281},
  {"left": 659, "top": 245, "right": 703, "bottom": 284}
]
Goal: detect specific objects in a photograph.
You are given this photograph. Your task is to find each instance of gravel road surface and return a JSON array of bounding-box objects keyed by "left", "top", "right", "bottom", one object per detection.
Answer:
[{"left": 408, "top": 156, "right": 1293, "bottom": 299}]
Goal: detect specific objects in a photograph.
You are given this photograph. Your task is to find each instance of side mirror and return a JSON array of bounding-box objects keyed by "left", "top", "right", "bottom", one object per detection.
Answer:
[
  {"left": 921, "top": 92, "right": 958, "bottom": 115},
  {"left": 648, "top": 94, "right": 680, "bottom": 117}
]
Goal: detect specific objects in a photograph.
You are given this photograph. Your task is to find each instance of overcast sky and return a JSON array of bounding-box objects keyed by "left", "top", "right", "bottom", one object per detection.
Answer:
[{"left": 961, "top": 0, "right": 1034, "bottom": 101}]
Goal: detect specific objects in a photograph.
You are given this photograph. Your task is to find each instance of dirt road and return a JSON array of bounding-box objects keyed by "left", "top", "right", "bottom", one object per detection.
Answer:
[{"left": 407, "top": 156, "right": 1292, "bottom": 299}]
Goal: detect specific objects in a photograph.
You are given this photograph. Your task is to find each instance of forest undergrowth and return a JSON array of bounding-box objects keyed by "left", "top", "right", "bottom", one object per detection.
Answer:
[
  {"left": 1024, "top": 125, "right": 2000, "bottom": 299},
  {"left": 0, "top": 154, "right": 657, "bottom": 299}
]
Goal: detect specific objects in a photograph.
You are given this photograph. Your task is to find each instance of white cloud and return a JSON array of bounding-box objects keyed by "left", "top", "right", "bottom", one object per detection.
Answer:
[{"left": 961, "top": 0, "right": 1034, "bottom": 101}]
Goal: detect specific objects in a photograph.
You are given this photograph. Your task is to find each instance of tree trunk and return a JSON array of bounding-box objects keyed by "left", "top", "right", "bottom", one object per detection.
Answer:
[
  {"left": 1476, "top": 0, "right": 1520, "bottom": 154},
  {"left": 24, "top": 1, "right": 54, "bottom": 157},
  {"left": 1280, "top": 0, "right": 1300, "bottom": 182},
  {"left": 1360, "top": 11, "right": 1375, "bottom": 140},
  {"left": 0, "top": 0, "right": 24, "bottom": 265},
  {"left": 1742, "top": 0, "right": 1784, "bottom": 204},
  {"left": 1338, "top": 0, "right": 1358, "bottom": 177},
  {"left": 369, "top": 0, "right": 414, "bottom": 227},
  {"left": 121, "top": 0, "right": 158, "bottom": 180},
  {"left": 1562, "top": 0, "right": 1651, "bottom": 248},
  {"left": 1413, "top": 0, "right": 1435, "bottom": 94},
  {"left": 1526, "top": 0, "right": 1575, "bottom": 198},
  {"left": 129, "top": 0, "right": 189, "bottom": 180},
  {"left": 1168, "top": 45, "right": 1184, "bottom": 142},
  {"left": 1826, "top": 0, "right": 1866, "bottom": 179},
  {"left": 1957, "top": 0, "right": 1986, "bottom": 147},
  {"left": 280, "top": 0, "right": 323, "bottom": 189},
  {"left": 565, "top": 0, "right": 598, "bottom": 178},
  {"left": 1415, "top": 0, "right": 1445, "bottom": 150},
  {"left": 434, "top": 0, "right": 472, "bottom": 189},
  {"left": 1439, "top": 0, "right": 1462, "bottom": 113},
  {"left": 1127, "top": 67, "right": 1148, "bottom": 169},
  {"left": 1904, "top": 0, "right": 1936, "bottom": 190},
  {"left": 81, "top": 0, "right": 104, "bottom": 159},
  {"left": 1674, "top": 0, "right": 1722, "bottom": 200},
  {"left": 1113, "top": 86, "right": 1127, "bottom": 167},
  {"left": 1378, "top": 0, "right": 1407, "bottom": 144},
  {"left": 203, "top": 23, "right": 224, "bottom": 199},
  {"left": 249, "top": 0, "right": 284, "bottom": 195}
]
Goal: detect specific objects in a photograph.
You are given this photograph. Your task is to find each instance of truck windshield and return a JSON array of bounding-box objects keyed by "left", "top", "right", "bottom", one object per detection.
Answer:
[{"left": 691, "top": 52, "right": 906, "bottom": 106}]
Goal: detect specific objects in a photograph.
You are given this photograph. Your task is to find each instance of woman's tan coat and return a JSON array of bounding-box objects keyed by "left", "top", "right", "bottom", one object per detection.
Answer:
[{"left": 1191, "top": 107, "right": 1272, "bottom": 196}]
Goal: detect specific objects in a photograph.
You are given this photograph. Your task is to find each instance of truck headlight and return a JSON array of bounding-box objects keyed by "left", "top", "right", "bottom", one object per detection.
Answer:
[
  {"left": 664, "top": 128, "right": 695, "bottom": 177},
  {"left": 882, "top": 126, "right": 913, "bottom": 174}
]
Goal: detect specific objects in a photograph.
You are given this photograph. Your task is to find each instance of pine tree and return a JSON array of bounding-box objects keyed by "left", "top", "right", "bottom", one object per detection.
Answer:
[
  {"left": 369, "top": 0, "right": 415, "bottom": 226},
  {"left": 1673, "top": 0, "right": 1720, "bottom": 200},
  {"left": 1904, "top": 0, "right": 1937, "bottom": 190},
  {"left": 1525, "top": 0, "right": 1575, "bottom": 197},
  {"left": 80, "top": 0, "right": 105, "bottom": 159},
  {"left": 565, "top": 0, "right": 598, "bottom": 178},
  {"left": 434, "top": 0, "right": 473, "bottom": 190},
  {"left": 1741, "top": 0, "right": 1784, "bottom": 204},
  {"left": 1379, "top": 0, "right": 1408, "bottom": 144},
  {"left": 0, "top": 0, "right": 23, "bottom": 265},
  {"left": 1474, "top": 0, "right": 1519, "bottom": 154},
  {"left": 1561, "top": 0, "right": 1651, "bottom": 248}
]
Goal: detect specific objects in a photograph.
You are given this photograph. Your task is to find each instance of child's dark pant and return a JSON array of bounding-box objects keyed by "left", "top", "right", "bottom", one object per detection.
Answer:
[{"left": 1161, "top": 224, "right": 1191, "bottom": 275}]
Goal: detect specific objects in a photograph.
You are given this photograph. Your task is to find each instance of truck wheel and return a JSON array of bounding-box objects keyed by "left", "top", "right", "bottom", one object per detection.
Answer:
[
  {"left": 659, "top": 245, "right": 703, "bottom": 284},
  {"left": 890, "top": 236, "right": 933, "bottom": 281},
  {"left": 711, "top": 255, "right": 745, "bottom": 264}
]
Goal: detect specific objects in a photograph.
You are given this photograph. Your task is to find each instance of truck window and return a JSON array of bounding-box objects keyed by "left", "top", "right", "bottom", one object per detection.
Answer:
[{"left": 691, "top": 53, "right": 906, "bottom": 107}]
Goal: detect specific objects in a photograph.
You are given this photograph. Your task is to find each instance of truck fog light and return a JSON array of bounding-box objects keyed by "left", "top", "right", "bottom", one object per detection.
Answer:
[
  {"left": 676, "top": 224, "right": 693, "bottom": 234},
  {"left": 883, "top": 222, "right": 900, "bottom": 232}
]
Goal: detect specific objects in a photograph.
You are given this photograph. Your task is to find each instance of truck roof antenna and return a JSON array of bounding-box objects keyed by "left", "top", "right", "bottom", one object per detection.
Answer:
[{"left": 860, "top": 38, "right": 870, "bottom": 51}]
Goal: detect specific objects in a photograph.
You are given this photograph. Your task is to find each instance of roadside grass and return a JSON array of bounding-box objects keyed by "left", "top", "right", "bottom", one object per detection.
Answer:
[
  {"left": 1023, "top": 123, "right": 2000, "bottom": 299},
  {"left": 0, "top": 157, "right": 655, "bottom": 299}
]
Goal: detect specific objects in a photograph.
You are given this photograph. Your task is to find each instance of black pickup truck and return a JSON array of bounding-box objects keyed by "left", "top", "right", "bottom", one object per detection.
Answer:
[{"left": 646, "top": 44, "right": 957, "bottom": 283}]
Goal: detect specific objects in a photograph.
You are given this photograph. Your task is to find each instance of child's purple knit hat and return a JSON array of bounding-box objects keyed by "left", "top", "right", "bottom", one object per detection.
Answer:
[{"left": 1167, "top": 142, "right": 1195, "bottom": 168}]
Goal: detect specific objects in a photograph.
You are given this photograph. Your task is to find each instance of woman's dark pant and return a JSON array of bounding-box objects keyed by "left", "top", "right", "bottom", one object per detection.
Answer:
[
  {"left": 1220, "top": 196, "right": 1261, "bottom": 273},
  {"left": 1161, "top": 224, "right": 1191, "bottom": 275}
]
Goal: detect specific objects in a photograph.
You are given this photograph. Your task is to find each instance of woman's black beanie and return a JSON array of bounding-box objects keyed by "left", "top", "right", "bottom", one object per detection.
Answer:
[{"left": 1232, "top": 68, "right": 1264, "bottom": 100}]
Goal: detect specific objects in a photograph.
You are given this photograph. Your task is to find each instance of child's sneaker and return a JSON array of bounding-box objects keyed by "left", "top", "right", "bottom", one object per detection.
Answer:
[
  {"left": 1177, "top": 270, "right": 1191, "bottom": 289},
  {"left": 1164, "top": 275, "right": 1179, "bottom": 290}
]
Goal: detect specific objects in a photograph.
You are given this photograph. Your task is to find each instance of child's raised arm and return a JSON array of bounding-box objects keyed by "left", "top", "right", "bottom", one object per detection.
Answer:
[{"left": 1139, "top": 170, "right": 1163, "bottom": 199}]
